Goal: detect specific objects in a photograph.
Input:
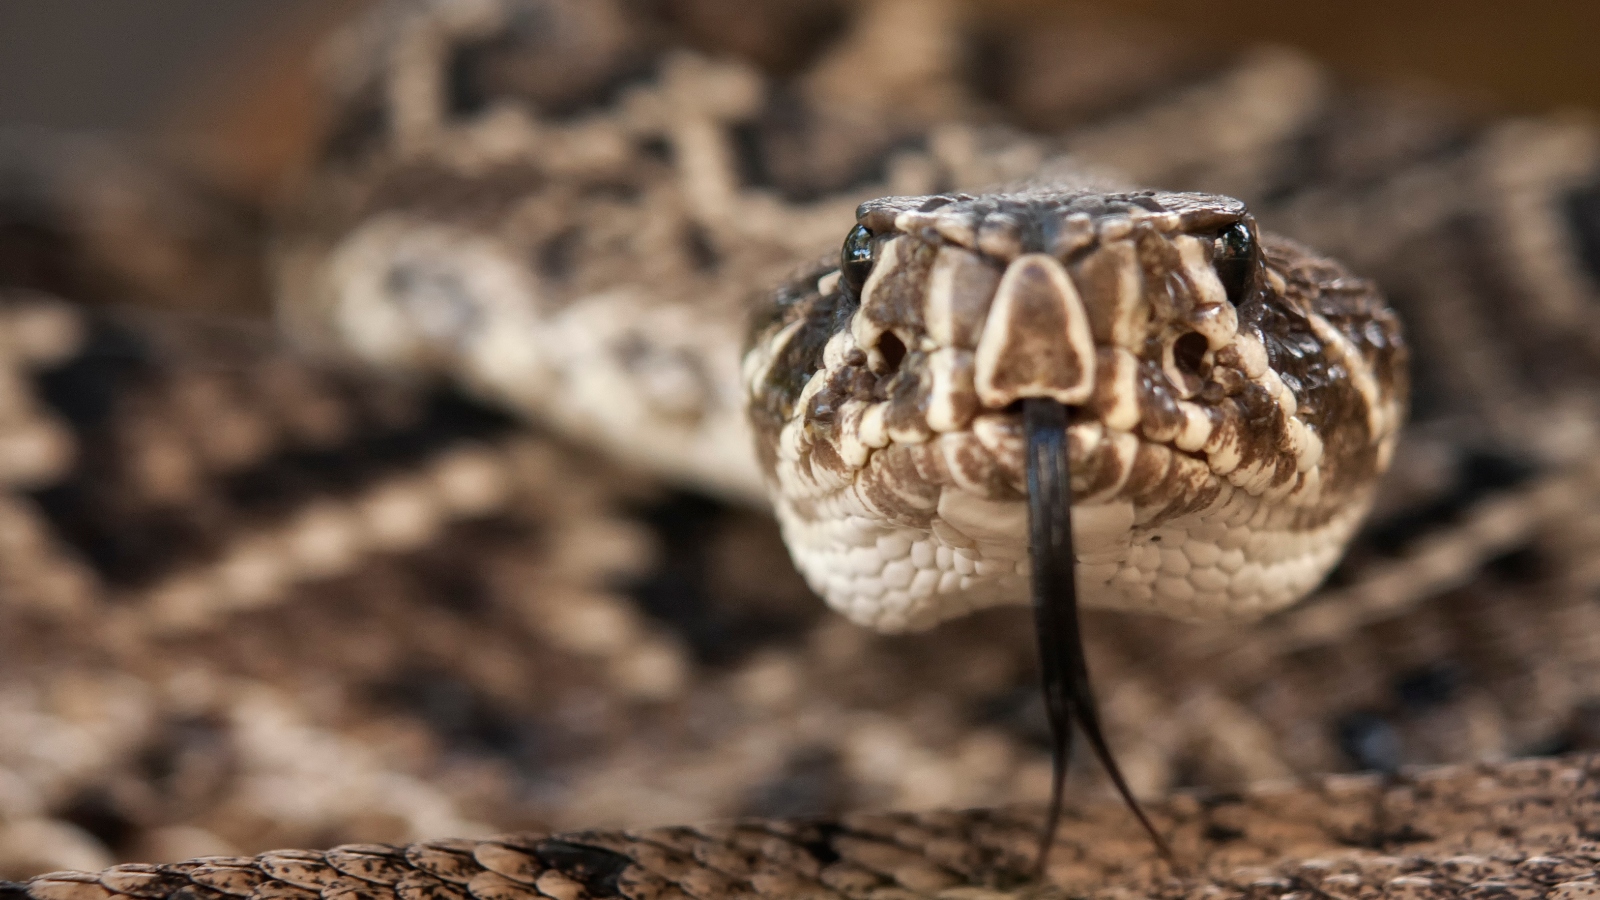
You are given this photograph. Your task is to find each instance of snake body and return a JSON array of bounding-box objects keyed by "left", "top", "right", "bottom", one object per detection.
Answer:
[
  {"left": 3, "top": 0, "right": 1600, "bottom": 893},
  {"left": 8, "top": 755, "right": 1600, "bottom": 900}
]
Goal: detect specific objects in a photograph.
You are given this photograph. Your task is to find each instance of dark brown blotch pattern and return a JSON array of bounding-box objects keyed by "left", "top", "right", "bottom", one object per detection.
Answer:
[
  {"left": 1247, "top": 240, "right": 1404, "bottom": 499},
  {"left": 744, "top": 260, "right": 848, "bottom": 478}
]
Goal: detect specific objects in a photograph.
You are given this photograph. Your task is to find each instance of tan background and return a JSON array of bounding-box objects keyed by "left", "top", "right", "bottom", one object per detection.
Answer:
[{"left": 2, "top": 1, "right": 1597, "bottom": 195}]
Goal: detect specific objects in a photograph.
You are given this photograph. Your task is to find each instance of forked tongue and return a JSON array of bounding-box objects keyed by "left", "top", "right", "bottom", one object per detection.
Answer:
[{"left": 1022, "top": 398, "right": 1174, "bottom": 876}]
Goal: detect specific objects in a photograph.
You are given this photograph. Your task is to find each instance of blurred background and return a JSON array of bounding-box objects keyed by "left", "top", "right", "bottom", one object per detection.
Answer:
[{"left": 5, "top": 1, "right": 1600, "bottom": 203}]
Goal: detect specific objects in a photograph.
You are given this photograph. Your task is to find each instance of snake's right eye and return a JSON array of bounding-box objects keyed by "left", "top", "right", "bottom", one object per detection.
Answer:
[
  {"left": 840, "top": 224, "right": 876, "bottom": 294},
  {"left": 1211, "top": 220, "right": 1258, "bottom": 303}
]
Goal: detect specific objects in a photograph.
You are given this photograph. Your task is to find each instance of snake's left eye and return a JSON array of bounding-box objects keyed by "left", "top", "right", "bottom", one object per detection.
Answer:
[
  {"left": 1212, "top": 221, "right": 1257, "bottom": 303},
  {"left": 841, "top": 224, "right": 876, "bottom": 294}
]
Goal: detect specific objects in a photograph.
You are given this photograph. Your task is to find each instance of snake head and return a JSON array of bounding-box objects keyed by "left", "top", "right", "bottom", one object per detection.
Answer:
[{"left": 745, "top": 188, "right": 1406, "bottom": 631}]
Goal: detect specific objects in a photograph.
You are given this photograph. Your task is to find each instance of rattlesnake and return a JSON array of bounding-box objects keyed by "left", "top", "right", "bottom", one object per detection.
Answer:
[{"left": 2, "top": 0, "right": 1600, "bottom": 896}]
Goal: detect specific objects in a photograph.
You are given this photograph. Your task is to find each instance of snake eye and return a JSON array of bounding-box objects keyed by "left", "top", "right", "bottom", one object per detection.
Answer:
[
  {"left": 840, "top": 224, "right": 876, "bottom": 294},
  {"left": 1212, "top": 221, "right": 1257, "bottom": 303}
]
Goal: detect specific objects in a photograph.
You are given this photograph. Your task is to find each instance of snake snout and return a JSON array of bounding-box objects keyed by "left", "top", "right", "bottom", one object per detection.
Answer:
[
  {"left": 847, "top": 236, "right": 1105, "bottom": 446},
  {"left": 972, "top": 253, "right": 1096, "bottom": 410},
  {"left": 846, "top": 201, "right": 1248, "bottom": 450}
]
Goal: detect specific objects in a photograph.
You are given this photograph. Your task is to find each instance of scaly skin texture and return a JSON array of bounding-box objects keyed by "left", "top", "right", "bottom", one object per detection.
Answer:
[
  {"left": 6, "top": 755, "right": 1600, "bottom": 900},
  {"left": 745, "top": 190, "right": 1405, "bottom": 630},
  {"left": 5, "top": 0, "right": 1600, "bottom": 890}
]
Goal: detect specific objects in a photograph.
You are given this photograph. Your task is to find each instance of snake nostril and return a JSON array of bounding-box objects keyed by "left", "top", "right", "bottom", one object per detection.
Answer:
[
  {"left": 1172, "top": 331, "right": 1209, "bottom": 379},
  {"left": 877, "top": 332, "right": 907, "bottom": 373}
]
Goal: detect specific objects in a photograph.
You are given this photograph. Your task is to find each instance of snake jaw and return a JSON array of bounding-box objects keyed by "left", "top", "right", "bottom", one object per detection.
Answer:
[{"left": 746, "top": 188, "right": 1406, "bottom": 631}]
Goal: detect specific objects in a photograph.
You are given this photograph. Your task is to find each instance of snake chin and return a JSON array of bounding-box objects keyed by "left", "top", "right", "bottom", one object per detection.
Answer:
[{"left": 745, "top": 188, "right": 1407, "bottom": 631}]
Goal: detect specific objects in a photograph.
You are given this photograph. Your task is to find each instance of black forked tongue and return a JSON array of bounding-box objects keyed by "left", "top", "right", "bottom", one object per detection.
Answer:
[{"left": 1022, "top": 398, "right": 1175, "bottom": 877}]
